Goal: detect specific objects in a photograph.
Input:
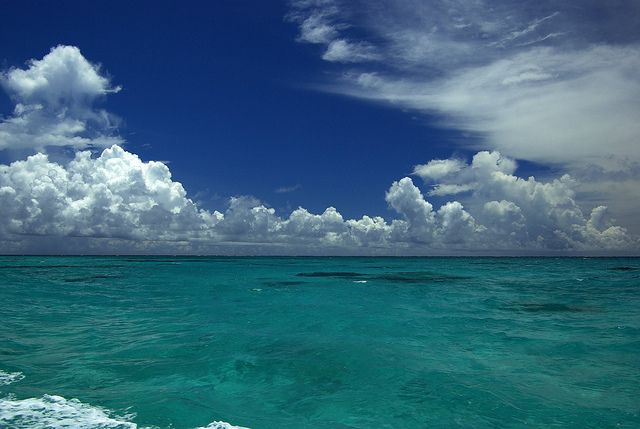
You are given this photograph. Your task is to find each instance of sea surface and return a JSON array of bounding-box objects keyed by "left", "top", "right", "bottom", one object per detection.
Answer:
[{"left": 1, "top": 256, "right": 639, "bottom": 428}]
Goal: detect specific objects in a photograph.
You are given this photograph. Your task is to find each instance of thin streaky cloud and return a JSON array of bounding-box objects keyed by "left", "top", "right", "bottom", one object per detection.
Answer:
[{"left": 275, "top": 184, "right": 302, "bottom": 194}]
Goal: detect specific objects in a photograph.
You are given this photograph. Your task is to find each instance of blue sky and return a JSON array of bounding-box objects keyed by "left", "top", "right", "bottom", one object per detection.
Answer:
[{"left": 0, "top": 0, "right": 639, "bottom": 255}]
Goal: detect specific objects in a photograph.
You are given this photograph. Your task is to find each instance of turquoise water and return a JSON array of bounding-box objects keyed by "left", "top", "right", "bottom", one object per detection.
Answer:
[{"left": 1, "top": 256, "right": 639, "bottom": 428}]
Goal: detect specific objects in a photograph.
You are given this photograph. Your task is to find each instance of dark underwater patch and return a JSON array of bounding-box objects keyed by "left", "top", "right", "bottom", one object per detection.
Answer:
[
  {"left": 471, "top": 261, "right": 521, "bottom": 265},
  {"left": 502, "top": 303, "right": 599, "bottom": 313},
  {"left": 372, "top": 272, "right": 471, "bottom": 283},
  {"left": 63, "top": 275, "right": 122, "bottom": 283},
  {"left": 263, "top": 280, "right": 307, "bottom": 287},
  {"left": 609, "top": 266, "right": 638, "bottom": 271},
  {"left": 0, "top": 264, "right": 127, "bottom": 270},
  {"left": 296, "top": 270, "right": 470, "bottom": 284},
  {"left": 297, "top": 272, "right": 366, "bottom": 278},
  {"left": 0, "top": 265, "right": 77, "bottom": 269}
]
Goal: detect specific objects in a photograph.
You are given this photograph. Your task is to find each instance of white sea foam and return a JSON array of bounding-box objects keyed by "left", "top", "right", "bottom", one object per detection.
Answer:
[
  {"left": 0, "top": 370, "right": 25, "bottom": 386},
  {"left": 0, "top": 393, "right": 251, "bottom": 429},
  {"left": 0, "top": 395, "right": 137, "bottom": 428},
  {"left": 196, "top": 422, "right": 252, "bottom": 429}
]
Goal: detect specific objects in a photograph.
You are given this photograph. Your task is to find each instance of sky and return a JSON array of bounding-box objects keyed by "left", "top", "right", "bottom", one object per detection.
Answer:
[{"left": 0, "top": 0, "right": 639, "bottom": 255}]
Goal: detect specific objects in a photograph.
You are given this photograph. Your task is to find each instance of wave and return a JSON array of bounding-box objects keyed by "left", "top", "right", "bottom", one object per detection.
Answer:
[
  {"left": 0, "top": 371, "right": 250, "bottom": 429},
  {"left": 0, "top": 370, "right": 24, "bottom": 386},
  {"left": 197, "top": 423, "right": 251, "bottom": 429},
  {"left": 0, "top": 395, "right": 250, "bottom": 429},
  {"left": 0, "top": 395, "right": 137, "bottom": 429}
]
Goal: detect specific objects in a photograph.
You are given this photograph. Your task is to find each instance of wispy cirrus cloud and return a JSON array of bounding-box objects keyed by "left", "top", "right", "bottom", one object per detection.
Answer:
[
  {"left": 350, "top": 45, "right": 640, "bottom": 169},
  {"left": 288, "top": 0, "right": 640, "bottom": 167},
  {"left": 287, "top": 0, "right": 381, "bottom": 63},
  {"left": 275, "top": 184, "right": 302, "bottom": 194}
]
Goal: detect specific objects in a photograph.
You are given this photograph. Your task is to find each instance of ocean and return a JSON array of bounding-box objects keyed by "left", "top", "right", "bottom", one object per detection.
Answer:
[{"left": 0, "top": 256, "right": 638, "bottom": 428}]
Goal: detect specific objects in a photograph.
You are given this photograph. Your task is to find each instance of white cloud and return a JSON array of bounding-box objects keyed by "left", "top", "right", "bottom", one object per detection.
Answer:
[
  {"left": 410, "top": 151, "right": 637, "bottom": 251},
  {"left": 428, "top": 183, "right": 473, "bottom": 197},
  {"left": 420, "top": 46, "right": 640, "bottom": 168},
  {"left": 275, "top": 184, "right": 301, "bottom": 193},
  {"left": 0, "top": 144, "right": 635, "bottom": 254},
  {"left": 288, "top": 0, "right": 640, "bottom": 235},
  {"left": 287, "top": 1, "right": 380, "bottom": 64},
  {"left": 346, "top": 215, "right": 391, "bottom": 247},
  {"left": 412, "top": 158, "right": 464, "bottom": 181},
  {"left": 436, "top": 201, "right": 475, "bottom": 245},
  {"left": 287, "top": 0, "right": 343, "bottom": 44},
  {"left": 0, "top": 145, "right": 215, "bottom": 241},
  {"left": 2, "top": 45, "right": 120, "bottom": 106},
  {"left": 322, "top": 40, "right": 380, "bottom": 63},
  {"left": 497, "top": 12, "right": 561, "bottom": 46},
  {"left": 343, "top": 45, "right": 640, "bottom": 170},
  {"left": 481, "top": 200, "right": 529, "bottom": 247},
  {"left": 0, "top": 45, "right": 123, "bottom": 152},
  {"left": 385, "top": 177, "right": 436, "bottom": 243},
  {"left": 297, "top": 15, "right": 338, "bottom": 44}
]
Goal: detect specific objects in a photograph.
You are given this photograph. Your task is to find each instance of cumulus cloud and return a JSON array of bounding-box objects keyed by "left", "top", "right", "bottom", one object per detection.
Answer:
[
  {"left": 2, "top": 45, "right": 120, "bottom": 106},
  {"left": 0, "top": 45, "right": 123, "bottom": 152},
  {"left": 436, "top": 201, "right": 475, "bottom": 245},
  {"left": 0, "top": 145, "right": 214, "bottom": 242},
  {"left": 385, "top": 177, "right": 436, "bottom": 243},
  {"left": 0, "top": 145, "right": 375, "bottom": 253},
  {"left": 409, "top": 151, "right": 636, "bottom": 251},
  {"left": 346, "top": 215, "right": 391, "bottom": 248}
]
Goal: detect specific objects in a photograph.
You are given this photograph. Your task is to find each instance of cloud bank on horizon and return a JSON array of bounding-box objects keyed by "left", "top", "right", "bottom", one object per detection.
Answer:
[{"left": 0, "top": 44, "right": 637, "bottom": 255}]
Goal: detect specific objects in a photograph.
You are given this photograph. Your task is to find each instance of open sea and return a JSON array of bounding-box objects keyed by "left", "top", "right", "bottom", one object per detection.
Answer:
[{"left": 0, "top": 256, "right": 639, "bottom": 428}]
